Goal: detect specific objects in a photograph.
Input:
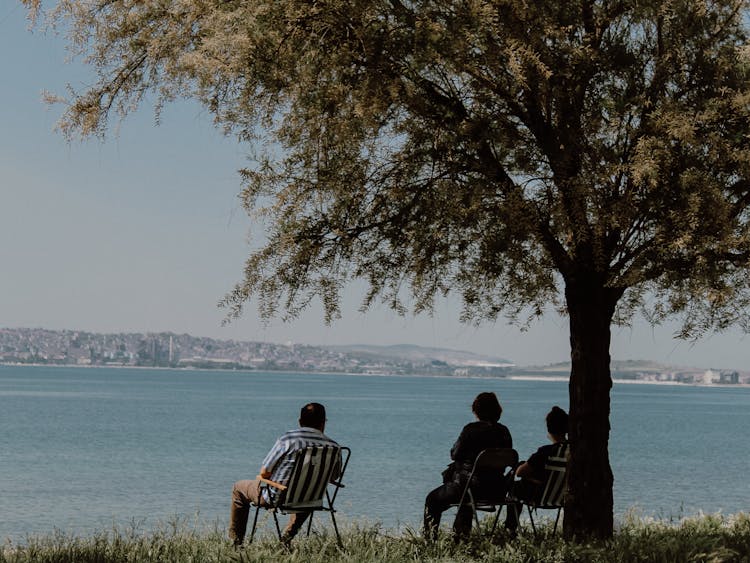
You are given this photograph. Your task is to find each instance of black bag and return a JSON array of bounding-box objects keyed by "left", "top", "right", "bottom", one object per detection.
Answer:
[
  {"left": 441, "top": 461, "right": 472, "bottom": 486},
  {"left": 441, "top": 462, "right": 456, "bottom": 484}
]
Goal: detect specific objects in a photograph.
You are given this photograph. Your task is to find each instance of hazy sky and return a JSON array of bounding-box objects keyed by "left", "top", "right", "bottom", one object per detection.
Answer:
[{"left": 2, "top": 5, "right": 750, "bottom": 369}]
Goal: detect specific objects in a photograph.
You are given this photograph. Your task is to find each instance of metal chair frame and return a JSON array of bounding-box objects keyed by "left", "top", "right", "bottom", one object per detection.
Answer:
[
  {"left": 453, "top": 447, "right": 519, "bottom": 536},
  {"left": 249, "top": 445, "right": 351, "bottom": 546}
]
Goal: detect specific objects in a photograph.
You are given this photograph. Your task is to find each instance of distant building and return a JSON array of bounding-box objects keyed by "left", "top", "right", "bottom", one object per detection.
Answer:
[
  {"left": 702, "top": 369, "right": 717, "bottom": 384},
  {"left": 718, "top": 371, "right": 740, "bottom": 384}
]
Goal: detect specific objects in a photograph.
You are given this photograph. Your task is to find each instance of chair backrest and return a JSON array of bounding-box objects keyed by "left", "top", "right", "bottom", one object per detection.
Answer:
[
  {"left": 460, "top": 447, "right": 518, "bottom": 506},
  {"left": 472, "top": 447, "right": 519, "bottom": 473},
  {"left": 281, "top": 445, "right": 341, "bottom": 509},
  {"left": 538, "top": 442, "right": 569, "bottom": 508}
]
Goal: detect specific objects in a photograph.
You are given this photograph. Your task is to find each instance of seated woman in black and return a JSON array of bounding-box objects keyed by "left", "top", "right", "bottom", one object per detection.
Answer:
[
  {"left": 423, "top": 391, "right": 513, "bottom": 540},
  {"left": 505, "top": 405, "right": 568, "bottom": 531}
]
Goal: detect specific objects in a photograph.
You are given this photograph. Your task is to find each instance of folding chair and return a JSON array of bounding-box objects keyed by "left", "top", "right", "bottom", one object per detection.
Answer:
[
  {"left": 453, "top": 447, "right": 519, "bottom": 536},
  {"left": 520, "top": 442, "right": 568, "bottom": 534},
  {"left": 248, "top": 445, "right": 351, "bottom": 546}
]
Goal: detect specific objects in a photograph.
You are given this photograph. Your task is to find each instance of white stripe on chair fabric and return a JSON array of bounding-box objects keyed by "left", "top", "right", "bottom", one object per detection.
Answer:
[
  {"left": 539, "top": 443, "right": 569, "bottom": 508},
  {"left": 283, "top": 446, "right": 340, "bottom": 509}
]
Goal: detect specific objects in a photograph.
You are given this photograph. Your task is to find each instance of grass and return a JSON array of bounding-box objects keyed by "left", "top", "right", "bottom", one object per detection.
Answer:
[{"left": 2, "top": 513, "right": 749, "bottom": 563}]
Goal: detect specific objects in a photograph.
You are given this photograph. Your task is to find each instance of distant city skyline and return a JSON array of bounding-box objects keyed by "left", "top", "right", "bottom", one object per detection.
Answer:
[{"left": 2, "top": 4, "right": 749, "bottom": 370}]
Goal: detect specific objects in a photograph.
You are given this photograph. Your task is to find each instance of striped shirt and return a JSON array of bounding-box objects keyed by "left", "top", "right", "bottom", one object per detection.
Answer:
[{"left": 261, "top": 427, "right": 339, "bottom": 502}]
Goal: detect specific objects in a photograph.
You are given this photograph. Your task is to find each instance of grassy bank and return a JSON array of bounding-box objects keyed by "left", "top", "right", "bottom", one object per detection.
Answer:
[{"left": 2, "top": 514, "right": 749, "bottom": 562}]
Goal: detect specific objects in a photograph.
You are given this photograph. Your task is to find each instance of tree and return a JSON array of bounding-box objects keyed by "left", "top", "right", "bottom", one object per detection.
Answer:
[{"left": 24, "top": 0, "right": 750, "bottom": 538}]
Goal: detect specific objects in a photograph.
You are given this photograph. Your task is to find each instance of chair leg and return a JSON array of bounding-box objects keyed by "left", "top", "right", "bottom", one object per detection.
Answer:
[
  {"left": 272, "top": 511, "right": 282, "bottom": 540},
  {"left": 306, "top": 512, "right": 314, "bottom": 536},
  {"left": 329, "top": 510, "right": 342, "bottom": 547},
  {"left": 552, "top": 508, "right": 562, "bottom": 534},
  {"left": 490, "top": 506, "right": 502, "bottom": 536},
  {"left": 248, "top": 504, "right": 261, "bottom": 544},
  {"left": 467, "top": 491, "right": 480, "bottom": 528},
  {"left": 527, "top": 506, "right": 538, "bottom": 535}
]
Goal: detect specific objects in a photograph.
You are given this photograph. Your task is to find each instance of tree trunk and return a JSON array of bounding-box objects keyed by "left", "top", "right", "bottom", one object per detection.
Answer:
[{"left": 562, "top": 278, "right": 620, "bottom": 539}]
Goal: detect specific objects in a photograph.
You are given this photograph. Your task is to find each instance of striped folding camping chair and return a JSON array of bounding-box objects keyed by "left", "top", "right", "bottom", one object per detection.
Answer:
[
  {"left": 249, "top": 445, "right": 351, "bottom": 545},
  {"left": 522, "top": 441, "right": 569, "bottom": 534}
]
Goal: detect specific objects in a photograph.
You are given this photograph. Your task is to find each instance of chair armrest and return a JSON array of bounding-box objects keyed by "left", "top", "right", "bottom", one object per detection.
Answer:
[
  {"left": 329, "top": 480, "right": 345, "bottom": 488},
  {"left": 257, "top": 475, "right": 287, "bottom": 491}
]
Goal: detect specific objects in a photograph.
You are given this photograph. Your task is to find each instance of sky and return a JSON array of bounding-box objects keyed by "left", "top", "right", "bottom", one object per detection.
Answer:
[{"left": 2, "top": 5, "right": 750, "bottom": 370}]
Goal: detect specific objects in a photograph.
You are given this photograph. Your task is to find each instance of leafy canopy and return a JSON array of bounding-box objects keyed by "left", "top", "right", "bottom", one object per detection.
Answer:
[{"left": 26, "top": 0, "right": 750, "bottom": 334}]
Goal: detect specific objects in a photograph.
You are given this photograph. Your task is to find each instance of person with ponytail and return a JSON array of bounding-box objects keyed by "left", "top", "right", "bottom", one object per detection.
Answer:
[{"left": 505, "top": 405, "right": 568, "bottom": 532}]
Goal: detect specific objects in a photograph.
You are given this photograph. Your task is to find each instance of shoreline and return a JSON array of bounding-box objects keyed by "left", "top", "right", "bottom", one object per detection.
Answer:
[
  {"left": 508, "top": 374, "right": 750, "bottom": 388},
  {"left": 2, "top": 362, "right": 749, "bottom": 389}
]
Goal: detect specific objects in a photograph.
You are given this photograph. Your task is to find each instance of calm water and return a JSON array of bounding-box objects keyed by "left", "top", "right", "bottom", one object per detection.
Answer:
[{"left": 1, "top": 365, "right": 748, "bottom": 542}]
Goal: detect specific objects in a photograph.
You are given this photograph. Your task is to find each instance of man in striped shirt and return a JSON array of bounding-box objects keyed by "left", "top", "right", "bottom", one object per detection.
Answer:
[{"left": 229, "top": 402, "right": 340, "bottom": 546}]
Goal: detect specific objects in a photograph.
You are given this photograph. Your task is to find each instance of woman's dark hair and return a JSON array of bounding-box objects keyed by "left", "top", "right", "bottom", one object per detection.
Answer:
[
  {"left": 472, "top": 392, "right": 502, "bottom": 422},
  {"left": 300, "top": 402, "right": 326, "bottom": 429},
  {"left": 546, "top": 406, "right": 569, "bottom": 436}
]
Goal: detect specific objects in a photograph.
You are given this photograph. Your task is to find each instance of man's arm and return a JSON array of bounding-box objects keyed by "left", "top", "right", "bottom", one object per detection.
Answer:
[{"left": 259, "top": 436, "right": 287, "bottom": 480}]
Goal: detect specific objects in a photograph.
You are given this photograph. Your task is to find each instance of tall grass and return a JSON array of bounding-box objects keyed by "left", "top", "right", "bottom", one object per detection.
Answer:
[{"left": 2, "top": 514, "right": 749, "bottom": 563}]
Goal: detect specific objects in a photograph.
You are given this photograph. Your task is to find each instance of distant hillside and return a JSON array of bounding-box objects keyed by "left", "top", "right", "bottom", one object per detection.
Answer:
[
  {"left": 326, "top": 343, "right": 513, "bottom": 367},
  {"left": 521, "top": 359, "right": 669, "bottom": 374},
  {"left": 3, "top": 327, "right": 745, "bottom": 384},
  {"left": 513, "top": 358, "right": 748, "bottom": 385},
  {"left": 0, "top": 327, "right": 512, "bottom": 377}
]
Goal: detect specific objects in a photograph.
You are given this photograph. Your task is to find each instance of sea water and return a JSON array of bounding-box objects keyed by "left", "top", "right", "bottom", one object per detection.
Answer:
[{"left": 1, "top": 365, "right": 748, "bottom": 542}]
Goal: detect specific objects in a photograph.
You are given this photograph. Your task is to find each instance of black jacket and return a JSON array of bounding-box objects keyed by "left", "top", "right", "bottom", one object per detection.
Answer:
[
  {"left": 443, "top": 421, "right": 513, "bottom": 488},
  {"left": 450, "top": 421, "right": 512, "bottom": 464}
]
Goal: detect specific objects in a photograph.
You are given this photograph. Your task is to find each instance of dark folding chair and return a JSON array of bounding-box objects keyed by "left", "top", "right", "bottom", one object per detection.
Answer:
[
  {"left": 248, "top": 445, "right": 351, "bottom": 546},
  {"left": 519, "top": 441, "right": 569, "bottom": 534},
  {"left": 453, "top": 447, "right": 519, "bottom": 536}
]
